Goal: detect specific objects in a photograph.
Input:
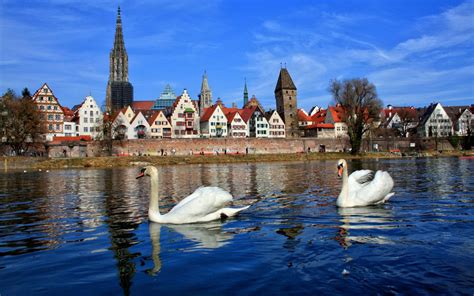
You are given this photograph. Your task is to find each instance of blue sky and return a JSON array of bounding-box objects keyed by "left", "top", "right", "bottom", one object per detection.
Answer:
[{"left": 0, "top": 0, "right": 473, "bottom": 111}]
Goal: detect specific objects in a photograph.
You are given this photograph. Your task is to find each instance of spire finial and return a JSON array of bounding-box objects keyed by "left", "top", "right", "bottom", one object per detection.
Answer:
[{"left": 280, "top": 62, "right": 282, "bottom": 69}]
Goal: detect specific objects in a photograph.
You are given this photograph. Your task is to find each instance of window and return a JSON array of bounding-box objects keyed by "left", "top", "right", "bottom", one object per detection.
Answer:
[
  {"left": 65, "top": 125, "right": 71, "bottom": 130},
  {"left": 54, "top": 106, "right": 58, "bottom": 110},
  {"left": 48, "top": 97, "right": 52, "bottom": 101},
  {"left": 47, "top": 105, "right": 51, "bottom": 110},
  {"left": 43, "top": 88, "right": 48, "bottom": 93},
  {"left": 84, "top": 118, "right": 88, "bottom": 123},
  {"left": 84, "top": 110, "right": 87, "bottom": 114},
  {"left": 96, "top": 118, "right": 99, "bottom": 123},
  {"left": 48, "top": 115, "right": 53, "bottom": 120},
  {"left": 48, "top": 124, "right": 53, "bottom": 131},
  {"left": 55, "top": 115, "right": 61, "bottom": 120},
  {"left": 40, "top": 105, "right": 45, "bottom": 110},
  {"left": 90, "top": 111, "right": 93, "bottom": 117},
  {"left": 56, "top": 124, "right": 60, "bottom": 130},
  {"left": 84, "top": 127, "right": 89, "bottom": 132}
]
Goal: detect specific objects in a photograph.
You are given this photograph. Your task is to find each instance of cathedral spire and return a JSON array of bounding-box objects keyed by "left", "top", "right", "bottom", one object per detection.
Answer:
[
  {"left": 106, "top": 5, "right": 133, "bottom": 112},
  {"left": 243, "top": 78, "right": 249, "bottom": 107},
  {"left": 199, "top": 71, "right": 212, "bottom": 115}
]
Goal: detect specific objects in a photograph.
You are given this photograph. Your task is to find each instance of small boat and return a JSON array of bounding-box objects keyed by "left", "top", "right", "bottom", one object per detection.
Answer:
[{"left": 459, "top": 155, "right": 474, "bottom": 160}]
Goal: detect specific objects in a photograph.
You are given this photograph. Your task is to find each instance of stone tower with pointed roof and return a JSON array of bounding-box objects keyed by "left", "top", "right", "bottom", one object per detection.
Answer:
[
  {"left": 198, "top": 71, "right": 212, "bottom": 116},
  {"left": 106, "top": 6, "right": 134, "bottom": 112},
  {"left": 275, "top": 67, "right": 299, "bottom": 137},
  {"left": 243, "top": 79, "right": 249, "bottom": 107}
]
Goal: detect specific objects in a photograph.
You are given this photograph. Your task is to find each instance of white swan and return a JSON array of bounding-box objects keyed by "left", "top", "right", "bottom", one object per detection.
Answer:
[
  {"left": 336, "top": 159, "right": 394, "bottom": 207},
  {"left": 136, "top": 166, "right": 250, "bottom": 224}
]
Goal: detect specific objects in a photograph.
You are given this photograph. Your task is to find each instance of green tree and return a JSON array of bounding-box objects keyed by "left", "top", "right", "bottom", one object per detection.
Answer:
[{"left": 330, "top": 78, "right": 382, "bottom": 154}]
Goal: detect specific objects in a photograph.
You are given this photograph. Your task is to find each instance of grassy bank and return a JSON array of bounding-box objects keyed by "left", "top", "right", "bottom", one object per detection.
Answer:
[{"left": 1, "top": 150, "right": 471, "bottom": 170}]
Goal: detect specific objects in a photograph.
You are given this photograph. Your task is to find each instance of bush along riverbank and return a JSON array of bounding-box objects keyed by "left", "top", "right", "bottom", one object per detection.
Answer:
[{"left": 1, "top": 150, "right": 472, "bottom": 170}]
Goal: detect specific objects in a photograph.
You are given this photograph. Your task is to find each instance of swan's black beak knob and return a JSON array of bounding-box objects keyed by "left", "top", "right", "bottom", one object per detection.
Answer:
[{"left": 136, "top": 168, "right": 146, "bottom": 179}]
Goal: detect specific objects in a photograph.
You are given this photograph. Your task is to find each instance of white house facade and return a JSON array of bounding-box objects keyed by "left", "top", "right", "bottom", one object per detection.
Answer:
[
  {"left": 418, "top": 103, "right": 453, "bottom": 137},
  {"left": 74, "top": 95, "right": 103, "bottom": 139},
  {"left": 267, "top": 110, "right": 285, "bottom": 138},
  {"left": 148, "top": 111, "right": 172, "bottom": 138},
  {"left": 200, "top": 104, "right": 228, "bottom": 138},
  {"left": 169, "top": 90, "right": 200, "bottom": 138},
  {"left": 226, "top": 111, "right": 248, "bottom": 138}
]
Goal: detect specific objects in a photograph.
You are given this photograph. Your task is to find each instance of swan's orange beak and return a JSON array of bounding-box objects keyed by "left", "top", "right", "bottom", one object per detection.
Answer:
[{"left": 337, "top": 165, "right": 343, "bottom": 178}]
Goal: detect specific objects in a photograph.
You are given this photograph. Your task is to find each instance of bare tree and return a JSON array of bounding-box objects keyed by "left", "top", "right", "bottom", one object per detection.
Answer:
[
  {"left": 330, "top": 78, "right": 382, "bottom": 154},
  {"left": 94, "top": 111, "right": 127, "bottom": 156},
  {"left": 393, "top": 108, "right": 417, "bottom": 138},
  {"left": 0, "top": 89, "right": 44, "bottom": 155}
]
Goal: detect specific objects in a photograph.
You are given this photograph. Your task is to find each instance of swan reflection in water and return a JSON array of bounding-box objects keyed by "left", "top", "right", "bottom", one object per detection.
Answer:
[
  {"left": 335, "top": 207, "right": 395, "bottom": 249},
  {"left": 148, "top": 222, "right": 234, "bottom": 275}
]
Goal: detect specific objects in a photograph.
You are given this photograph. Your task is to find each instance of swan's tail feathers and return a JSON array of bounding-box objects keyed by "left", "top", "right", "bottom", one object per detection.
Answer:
[
  {"left": 375, "top": 192, "right": 395, "bottom": 204},
  {"left": 221, "top": 205, "right": 250, "bottom": 217}
]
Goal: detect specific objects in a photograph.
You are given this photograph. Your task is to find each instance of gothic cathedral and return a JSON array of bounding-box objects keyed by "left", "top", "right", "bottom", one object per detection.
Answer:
[{"left": 106, "top": 6, "right": 134, "bottom": 112}]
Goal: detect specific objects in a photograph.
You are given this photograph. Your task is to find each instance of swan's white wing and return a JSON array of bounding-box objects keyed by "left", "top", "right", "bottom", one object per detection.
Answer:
[
  {"left": 348, "top": 170, "right": 374, "bottom": 191},
  {"left": 168, "top": 187, "right": 233, "bottom": 218},
  {"left": 354, "top": 171, "right": 394, "bottom": 205}
]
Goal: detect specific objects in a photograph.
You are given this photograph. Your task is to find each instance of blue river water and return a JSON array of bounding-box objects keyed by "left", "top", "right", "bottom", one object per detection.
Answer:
[{"left": 0, "top": 157, "right": 473, "bottom": 295}]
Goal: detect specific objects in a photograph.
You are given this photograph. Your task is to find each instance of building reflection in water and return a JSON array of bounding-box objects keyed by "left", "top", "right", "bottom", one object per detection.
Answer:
[
  {"left": 335, "top": 207, "right": 395, "bottom": 249},
  {"left": 103, "top": 168, "right": 145, "bottom": 296}
]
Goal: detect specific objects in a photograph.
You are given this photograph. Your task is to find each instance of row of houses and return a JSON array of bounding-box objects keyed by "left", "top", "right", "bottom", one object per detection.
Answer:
[
  {"left": 29, "top": 83, "right": 473, "bottom": 141},
  {"left": 108, "top": 90, "right": 286, "bottom": 140}
]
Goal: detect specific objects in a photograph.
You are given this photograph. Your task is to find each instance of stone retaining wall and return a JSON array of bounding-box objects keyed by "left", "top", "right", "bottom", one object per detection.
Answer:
[{"left": 45, "top": 137, "right": 455, "bottom": 158}]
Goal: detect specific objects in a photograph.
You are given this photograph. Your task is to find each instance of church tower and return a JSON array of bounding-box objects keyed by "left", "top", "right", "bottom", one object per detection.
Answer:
[
  {"left": 275, "top": 66, "right": 299, "bottom": 137},
  {"left": 106, "top": 6, "right": 134, "bottom": 112},
  {"left": 243, "top": 79, "right": 249, "bottom": 107},
  {"left": 198, "top": 71, "right": 212, "bottom": 115}
]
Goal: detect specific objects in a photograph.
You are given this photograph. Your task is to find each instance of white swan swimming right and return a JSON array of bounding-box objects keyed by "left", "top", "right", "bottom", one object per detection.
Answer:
[
  {"left": 336, "top": 159, "right": 395, "bottom": 207},
  {"left": 136, "top": 166, "right": 250, "bottom": 224}
]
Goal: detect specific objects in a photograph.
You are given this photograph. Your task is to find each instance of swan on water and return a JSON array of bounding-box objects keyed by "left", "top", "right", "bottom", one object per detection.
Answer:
[
  {"left": 336, "top": 159, "right": 394, "bottom": 207},
  {"left": 136, "top": 166, "right": 250, "bottom": 224}
]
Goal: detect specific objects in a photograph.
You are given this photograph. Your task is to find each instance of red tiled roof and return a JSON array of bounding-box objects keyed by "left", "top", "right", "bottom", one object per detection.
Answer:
[
  {"left": 225, "top": 111, "right": 239, "bottom": 122},
  {"left": 328, "top": 106, "right": 345, "bottom": 123},
  {"left": 52, "top": 135, "right": 92, "bottom": 142},
  {"left": 305, "top": 123, "right": 334, "bottom": 129},
  {"left": 311, "top": 109, "right": 327, "bottom": 124},
  {"left": 200, "top": 105, "right": 218, "bottom": 122},
  {"left": 239, "top": 106, "right": 257, "bottom": 123},
  {"left": 147, "top": 110, "right": 162, "bottom": 125},
  {"left": 297, "top": 109, "right": 312, "bottom": 122},
  {"left": 132, "top": 101, "right": 154, "bottom": 110}
]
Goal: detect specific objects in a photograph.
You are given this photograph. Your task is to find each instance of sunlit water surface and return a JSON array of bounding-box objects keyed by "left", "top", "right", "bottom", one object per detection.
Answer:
[{"left": 1, "top": 158, "right": 473, "bottom": 295}]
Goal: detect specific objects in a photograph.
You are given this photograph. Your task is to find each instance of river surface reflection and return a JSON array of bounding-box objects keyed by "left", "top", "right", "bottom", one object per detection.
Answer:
[{"left": 1, "top": 158, "right": 473, "bottom": 294}]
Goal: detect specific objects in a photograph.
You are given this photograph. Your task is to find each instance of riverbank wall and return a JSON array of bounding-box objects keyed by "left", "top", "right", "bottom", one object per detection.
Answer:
[{"left": 45, "top": 137, "right": 455, "bottom": 158}]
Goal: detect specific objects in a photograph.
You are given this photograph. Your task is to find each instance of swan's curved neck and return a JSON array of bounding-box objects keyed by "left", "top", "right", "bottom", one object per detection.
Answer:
[
  {"left": 149, "top": 171, "right": 161, "bottom": 216},
  {"left": 340, "top": 164, "right": 349, "bottom": 202}
]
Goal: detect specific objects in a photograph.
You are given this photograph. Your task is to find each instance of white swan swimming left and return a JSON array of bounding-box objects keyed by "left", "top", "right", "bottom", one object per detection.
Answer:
[{"left": 136, "top": 166, "right": 250, "bottom": 224}]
